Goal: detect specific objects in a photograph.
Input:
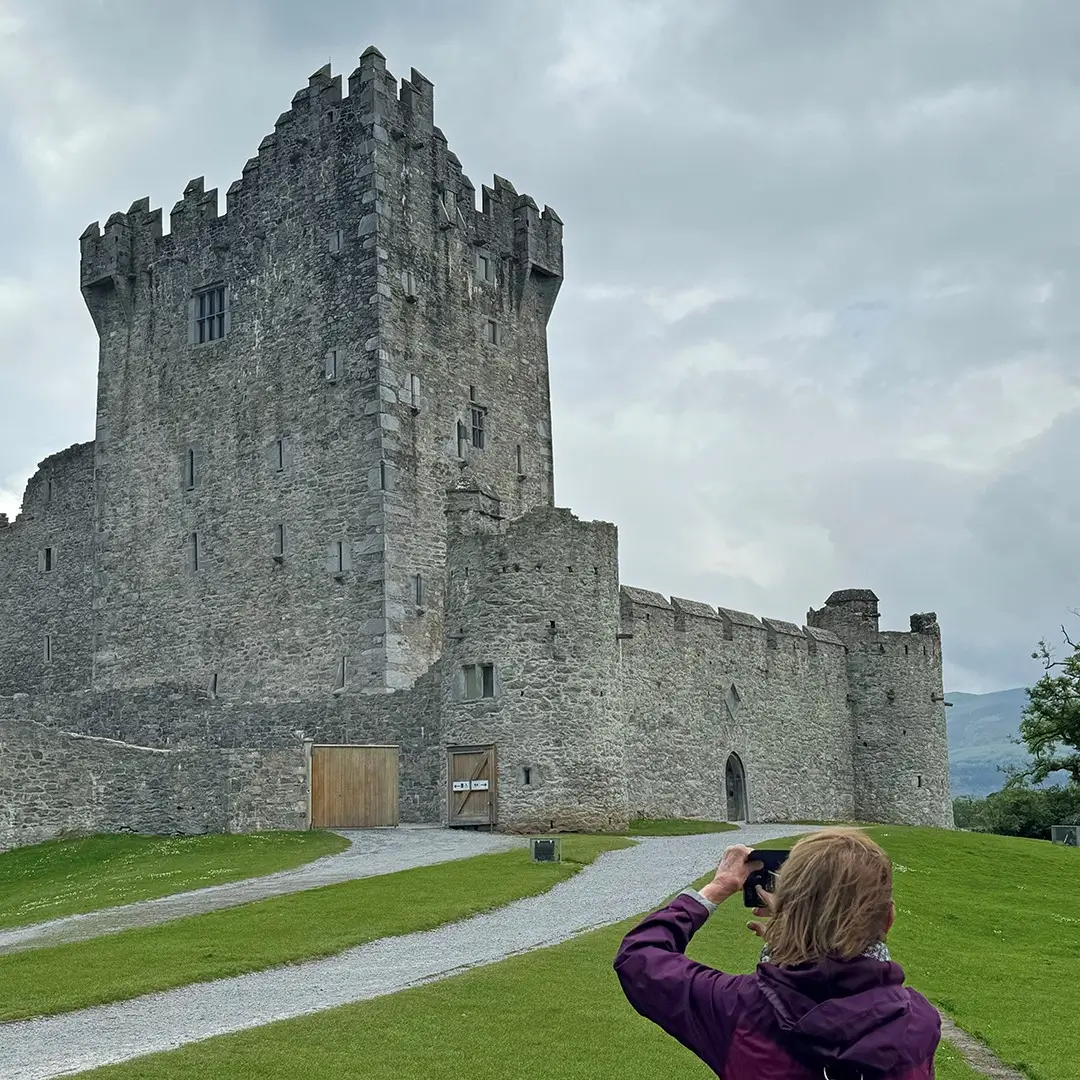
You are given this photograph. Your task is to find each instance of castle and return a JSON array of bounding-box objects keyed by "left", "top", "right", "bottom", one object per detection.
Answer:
[{"left": 0, "top": 50, "right": 953, "bottom": 848}]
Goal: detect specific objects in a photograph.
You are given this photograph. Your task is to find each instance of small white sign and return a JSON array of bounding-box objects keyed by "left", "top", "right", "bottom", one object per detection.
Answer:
[
  {"left": 452, "top": 781, "right": 470, "bottom": 792},
  {"left": 470, "top": 779, "right": 489, "bottom": 791}
]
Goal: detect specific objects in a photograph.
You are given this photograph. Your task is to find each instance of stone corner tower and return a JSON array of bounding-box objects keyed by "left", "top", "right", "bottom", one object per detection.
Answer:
[{"left": 808, "top": 590, "right": 954, "bottom": 828}]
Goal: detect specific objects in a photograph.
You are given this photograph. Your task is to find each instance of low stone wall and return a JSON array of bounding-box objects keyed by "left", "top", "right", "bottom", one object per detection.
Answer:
[
  {"left": 0, "top": 675, "right": 443, "bottom": 846},
  {"left": 0, "top": 718, "right": 307, "bottom": 851}
]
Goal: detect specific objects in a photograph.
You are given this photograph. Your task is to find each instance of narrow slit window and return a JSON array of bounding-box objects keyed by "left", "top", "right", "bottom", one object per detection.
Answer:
[
  {"left": 274, "top": 523, "right": 285, "bottom": 558},
  {"left": 516, "top": 444, "right": 523, "bottom": 475},
  {"left": 335, "top": 540, "right": 345, "bottom": 573},
  {"left": 477, "top": 253, "right": 494, "bottom": 282},
  {"left": 325, "top": 350, "right": 339, "bottom": 381},
  {"left": 190, "top": 532, "right": 200, "bottom": 572},
  {"left": 276, "top": 439, "right": 285, "bottom": 472},
  {"left": 410, "top": 374, "right": 421, "bottom": 410},
  {"left": 414, "top": 572, "right": 424, "bottom": 607},
  {"left": 45, "top": 480, "right": 54, "bottom": 504},
  {"left": 184, "top": 449, "right": 196, "bottom": 490},
  {"left": 457, "top": 421, "right": 468, "bottom": 459},
  {"left": 403, "top": 269, "right": 417, "bottom": 298},
  {"left": 209, "top": 672, "right": 219, "bottom": 696},
  {"left": 485, "top": 319, "right": 500, "bottom": 345},
  {"left": 329, "top": 228, "right": 344, "bottom": 254},
  {"left": 481, "top": 663, "right": 495, "bottom": 698},
  {"left": 194, "top": 285, "right": 227, "bottom": 343},
  {"left": 337, "top": 656, "right": 347, "bottom": 690},
  {"left": 43, "top": 547, "right": 54, "bottom": 572},
  {"left": 43, "top": 634, "right": 52, "bottom": 663},
  {"left": 379, "top": 461, "right": 388, "bottom": 490},
  {"left": 522, "top": 766, "right": 532, "bottom": 786}
]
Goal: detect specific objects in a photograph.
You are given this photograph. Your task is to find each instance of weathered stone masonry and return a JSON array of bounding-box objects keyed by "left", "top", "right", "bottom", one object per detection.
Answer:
[{"left": 0, "top": 49, "right": 953, "bottom": 848}]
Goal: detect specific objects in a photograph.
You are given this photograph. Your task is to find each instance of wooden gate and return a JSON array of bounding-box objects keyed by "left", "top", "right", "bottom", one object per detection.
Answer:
[
  {"left": 310, "top": 745, "right": 399, "bottom": 829},
  {"left": 447, "top": 745, "right": 497, "bottom": 827}
]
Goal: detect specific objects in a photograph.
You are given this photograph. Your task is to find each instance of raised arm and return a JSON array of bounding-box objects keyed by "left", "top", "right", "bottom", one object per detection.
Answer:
[{"left": 613, "top": 845, "right": 762, "bottom": 1072}]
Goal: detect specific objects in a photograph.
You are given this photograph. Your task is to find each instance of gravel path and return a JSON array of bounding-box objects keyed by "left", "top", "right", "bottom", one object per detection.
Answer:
[
  {"left": 0, "top": 826, "right": 523, "bottom": 956},
  {"left": 0, "top": 824, "right": 808, "bottom": 1079}
]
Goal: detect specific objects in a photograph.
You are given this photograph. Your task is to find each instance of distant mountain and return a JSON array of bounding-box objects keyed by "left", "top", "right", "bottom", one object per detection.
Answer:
[{"left": 946, "top": 687, "right": 1068, "bottom": 797}]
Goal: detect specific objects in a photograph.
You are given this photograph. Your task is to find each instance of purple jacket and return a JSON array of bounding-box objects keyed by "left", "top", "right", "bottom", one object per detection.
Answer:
[{"left": 614, "top": 892, "right": 941, "bottom": 1079}]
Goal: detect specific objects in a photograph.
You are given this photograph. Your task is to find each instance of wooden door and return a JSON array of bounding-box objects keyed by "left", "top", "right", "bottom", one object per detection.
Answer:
[
  {"left": 725, "top": 753, "right": 747, "bottom": 822},
  {"left": 310, "top": 745, "right": 399, "bottom": 828},
  {"left": 448, "top": 745, "right": 497, "bottom": 826}
]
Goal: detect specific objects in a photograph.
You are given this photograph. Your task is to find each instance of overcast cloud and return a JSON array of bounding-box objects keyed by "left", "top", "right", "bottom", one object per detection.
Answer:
[{"left": 2, "top": 0, "right": 1078, "bottom": 693}]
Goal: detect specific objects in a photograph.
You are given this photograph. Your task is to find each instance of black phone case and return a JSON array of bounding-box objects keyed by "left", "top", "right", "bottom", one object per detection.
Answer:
[{"left": 743, "top": 848, "right": 789, "bottom": 907}]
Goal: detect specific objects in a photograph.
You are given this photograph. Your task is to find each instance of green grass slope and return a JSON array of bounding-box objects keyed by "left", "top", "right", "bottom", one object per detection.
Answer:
[
  {"left": 0, "top": 831, "right": 349, "bottom": 930},
  {"left": 0, "top": 834, "right": 632, "bottom": 1020},
  {"left": 76, "top": 827, "right": 1075, "bottom": 1080}
]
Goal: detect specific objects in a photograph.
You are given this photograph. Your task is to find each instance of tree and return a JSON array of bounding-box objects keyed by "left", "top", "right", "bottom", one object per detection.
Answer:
[{"left": 1014, "top": 618, "right": 1080, "bottom": 787}]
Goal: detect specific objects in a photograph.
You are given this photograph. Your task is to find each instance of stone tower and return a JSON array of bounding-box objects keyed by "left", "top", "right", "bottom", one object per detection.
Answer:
[
  {"left": 79, "top": 49, "right": 563, "bottom": 697},
  {"left": 807, "top": 590, "right": 953, "bottom": 827}
]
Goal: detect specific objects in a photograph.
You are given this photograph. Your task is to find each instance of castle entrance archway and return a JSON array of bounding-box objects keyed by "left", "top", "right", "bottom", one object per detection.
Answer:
[{"left": 725, "top": 753, "right": 747, "bottom": 822}]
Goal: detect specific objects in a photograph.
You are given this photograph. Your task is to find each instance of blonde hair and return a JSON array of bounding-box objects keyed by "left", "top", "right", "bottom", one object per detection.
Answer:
[{"left": 763, "top": 828, "right": 893, "bottom": 967}]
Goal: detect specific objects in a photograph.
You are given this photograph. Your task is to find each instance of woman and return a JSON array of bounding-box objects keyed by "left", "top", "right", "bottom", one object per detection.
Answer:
[{"left": 614, "top": 828, "right": 941, "bottom": 1079}]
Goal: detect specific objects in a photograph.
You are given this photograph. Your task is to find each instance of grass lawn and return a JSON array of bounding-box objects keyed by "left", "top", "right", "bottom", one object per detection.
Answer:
[
  {"left": 617, "top": 818, "right": 738, "bottom": 836},
  {"left": 0, "top": 831, "right": 349, "bottom": 930},
  {"left": 73, "top": 826, "right": 1076, "bottom": 1080},
  {"left": 0, "top": 833, "right": 632, "bottom": 1021}
]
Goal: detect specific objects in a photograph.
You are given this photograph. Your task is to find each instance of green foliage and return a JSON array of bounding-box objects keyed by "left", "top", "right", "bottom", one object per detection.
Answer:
[
  {"left": 0, "top": 831, "right": 349, "bottom": 930},
  {"left": 0, "top": 834, "right": 633, "bottom": 1020},
  {"left": 952, "top": 785, "right": 1080, "bottom": 839},
  {"left": 79, "top": 827, "right": 1070, "bottom": 1080},
  {"left": 1016, "top": 623, "right": 1080, "bottom": 785}
]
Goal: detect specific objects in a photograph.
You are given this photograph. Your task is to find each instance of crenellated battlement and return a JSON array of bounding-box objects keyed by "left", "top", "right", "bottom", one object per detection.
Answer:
[
  {"left": 169, "top": 176, "right": 222, "bottom": 236},
  {"left": 80, "top": 46, "right": 561, "bottom": 328},
  {"left": 618, "top": 587, "right": 848, "bottom": 657}
]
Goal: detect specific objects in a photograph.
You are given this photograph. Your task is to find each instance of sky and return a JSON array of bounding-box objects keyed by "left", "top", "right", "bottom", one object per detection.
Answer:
[{"left": 1, "top": 0, "right": 1079, "bottom": 694}]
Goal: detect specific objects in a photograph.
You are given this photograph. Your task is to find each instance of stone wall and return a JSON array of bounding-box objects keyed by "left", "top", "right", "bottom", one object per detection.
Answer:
[
  {"left": 618, "top": 590, "right": 855, "bottom": 825},
  {"left": 81, "top": 66, "right": 392, "bottom": 697},
  {"left": 0, "top": 718, "right": 307, "bottom": 851},
  {"left": 359, "top": 50, "right": 561, "bottom": 690},
  {"left": 0, "top": 671, "right": 444, "bottom": 849},
  {"left": 0, "top": 443, "right": 95, "bottom": 696}
]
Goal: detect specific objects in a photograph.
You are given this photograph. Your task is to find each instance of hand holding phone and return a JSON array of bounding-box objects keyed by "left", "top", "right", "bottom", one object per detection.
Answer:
[{"left": 742, "top": 849, "right": 788, "bottom": 908}]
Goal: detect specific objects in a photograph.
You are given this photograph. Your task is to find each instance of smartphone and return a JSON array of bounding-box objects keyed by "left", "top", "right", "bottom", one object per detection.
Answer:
[{"left": 743, "top": 849, "right": 788, "bottom": 908}]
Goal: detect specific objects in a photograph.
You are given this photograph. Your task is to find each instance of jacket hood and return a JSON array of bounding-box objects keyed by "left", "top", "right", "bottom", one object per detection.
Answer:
[{"left": 756, "top": 957, "right": 941, "bottom": 1077}]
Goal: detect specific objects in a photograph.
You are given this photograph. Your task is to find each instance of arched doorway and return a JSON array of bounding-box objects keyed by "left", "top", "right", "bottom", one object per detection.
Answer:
[{"left": 725, "top": 753, "right": 747, "bottom": 822}]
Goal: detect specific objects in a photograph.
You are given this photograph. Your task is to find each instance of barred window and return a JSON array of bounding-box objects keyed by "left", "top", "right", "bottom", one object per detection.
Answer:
[{"left": 471, "top": 407, "right": 486, "bottom": 450}]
